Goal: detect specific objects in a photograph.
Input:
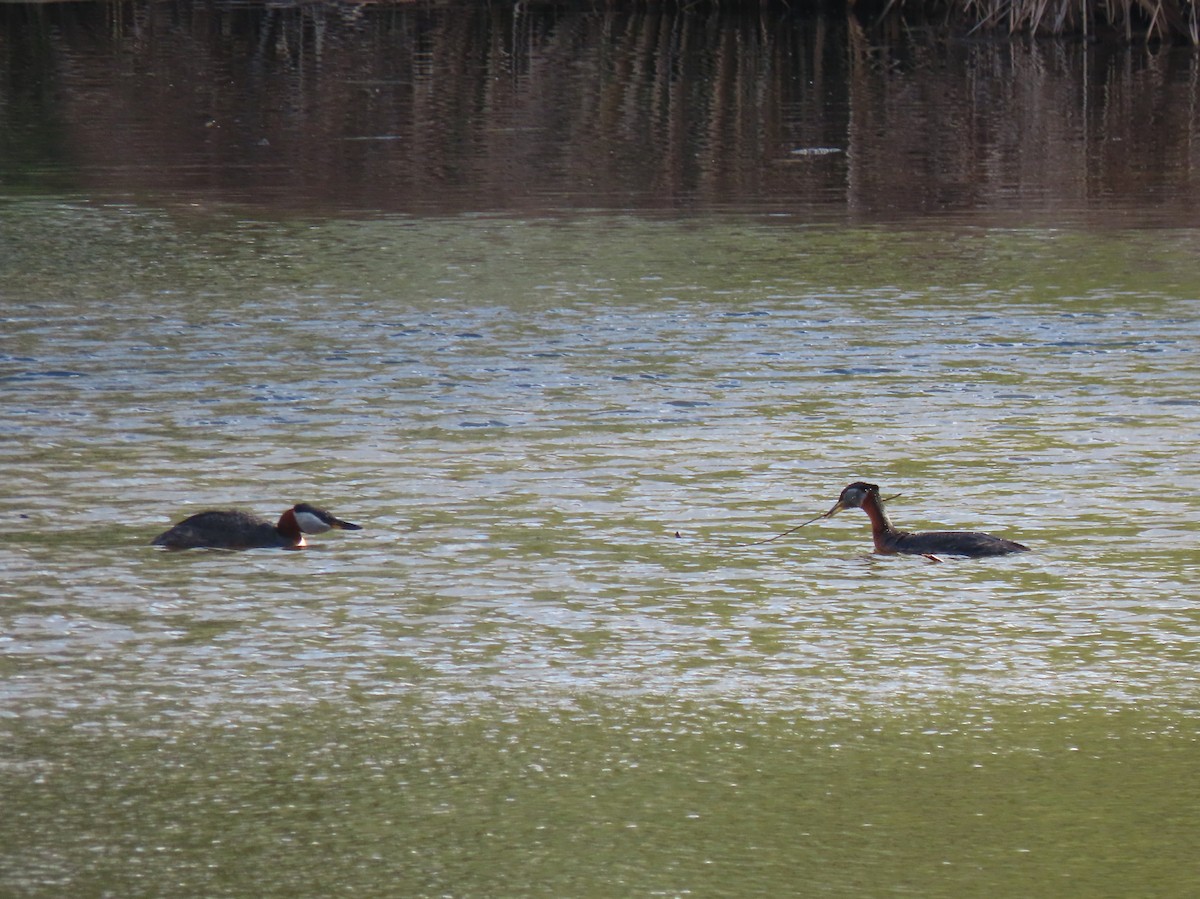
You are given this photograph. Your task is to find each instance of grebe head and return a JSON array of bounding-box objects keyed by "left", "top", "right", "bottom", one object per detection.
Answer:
[
  {"left": 823, "top": 481, "right": 880, "bottom": 517},
  {"left": 290, "top": 503, "right": 362, "bottom": 535}
]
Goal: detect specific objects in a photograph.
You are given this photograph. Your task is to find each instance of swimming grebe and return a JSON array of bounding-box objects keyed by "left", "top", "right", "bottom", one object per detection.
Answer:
[
  {"left": 151, "top": 503, "right": 362, "bottom": 550},
  {"left": 824, "top": 482, "right": 1028, "bottom": 558}
]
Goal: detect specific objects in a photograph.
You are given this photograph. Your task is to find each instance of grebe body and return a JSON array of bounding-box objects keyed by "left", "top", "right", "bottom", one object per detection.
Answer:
[
  {"left": 825, "top": 482, "right": 1028, "bottom": 558},
  {"left": 152, "top": 503, "right": 362, "bottom": 550}
]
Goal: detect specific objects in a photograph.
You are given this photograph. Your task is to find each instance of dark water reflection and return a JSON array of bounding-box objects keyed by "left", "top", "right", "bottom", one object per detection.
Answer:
[{"left": 4, "top": 1, "right": 1200, "bottom": 222}]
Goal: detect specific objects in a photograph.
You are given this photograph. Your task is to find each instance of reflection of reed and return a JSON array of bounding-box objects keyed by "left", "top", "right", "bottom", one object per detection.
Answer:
[
  {"left": 845, "top": 22, "right": 1200, "bottom": 222},
  {"left": 2, "top": 3, "right": 1199, "bottom": 220}
]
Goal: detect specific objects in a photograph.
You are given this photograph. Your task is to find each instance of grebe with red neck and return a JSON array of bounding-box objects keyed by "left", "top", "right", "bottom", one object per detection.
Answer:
[
  {"left": 823, "top": 482, "right": 1028, "bottom": 559},
  {"left": 152, "top": 503, "right": 362, "bottom": 550}
]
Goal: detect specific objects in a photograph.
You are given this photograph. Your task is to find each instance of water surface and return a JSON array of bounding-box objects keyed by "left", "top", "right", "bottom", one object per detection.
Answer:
[
  {"left": 2, "top": 5, "right": 1200, "bottom": 895},
  {"left": 3, "top": 207, "right": 1199, "bottom": 895}
]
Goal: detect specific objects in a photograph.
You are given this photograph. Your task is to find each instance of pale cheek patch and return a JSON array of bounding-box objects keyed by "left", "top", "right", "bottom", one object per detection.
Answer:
[{"left": 294, "top": 510, "right": 332, "bottom": 534}]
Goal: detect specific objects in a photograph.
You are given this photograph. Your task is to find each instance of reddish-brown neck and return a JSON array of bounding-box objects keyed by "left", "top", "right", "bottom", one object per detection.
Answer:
[
  {"left": 860, "top": 491, "right": 897, "bottom": 553},
  {"left": 276, "top": 508, "right": 303, "bottom": 544}
]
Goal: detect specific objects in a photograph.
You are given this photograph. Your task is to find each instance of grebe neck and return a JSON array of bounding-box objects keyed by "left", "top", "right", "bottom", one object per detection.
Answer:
[
  {"left": 275, "top": 508, "right": 305, "bottom": 546},
  {"left": 861, "top": 491, "right": 898, "bottom": 551}
]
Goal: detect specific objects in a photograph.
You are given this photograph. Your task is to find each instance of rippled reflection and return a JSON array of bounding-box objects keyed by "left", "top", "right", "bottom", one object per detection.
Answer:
[{"left": 5, "top": 3, "right": 1200, "bottom": 222}]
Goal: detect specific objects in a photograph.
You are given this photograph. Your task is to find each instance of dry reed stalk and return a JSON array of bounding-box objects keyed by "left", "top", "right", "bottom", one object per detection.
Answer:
[{"left": 887, "top": 0, "right": 1200, "bottom": 42}]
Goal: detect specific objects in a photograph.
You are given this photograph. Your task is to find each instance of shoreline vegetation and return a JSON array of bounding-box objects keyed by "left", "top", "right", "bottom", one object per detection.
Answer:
[
  {"left": 851, "top": 0, "right": 1200, "bottom": 43},
  {"left": 4, "top": 0, "right": 1200, "bottom": 44}
]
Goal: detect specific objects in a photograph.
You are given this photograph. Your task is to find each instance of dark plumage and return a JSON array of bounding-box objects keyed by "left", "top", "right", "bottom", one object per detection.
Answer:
[
  {"left": 151, "top": 503, "right": 361, "bottom": 550},
  {"left": 825, "top": 482, "right": 1028, "bottom": 559}
]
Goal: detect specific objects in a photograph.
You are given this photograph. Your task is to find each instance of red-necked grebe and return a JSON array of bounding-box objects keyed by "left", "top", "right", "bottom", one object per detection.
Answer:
[
  {"left": 151, "top": 503, "right": 362, "bottom": 550},
  {"left": 825, "top": 482, "right": 1028, "bottom": 558}
]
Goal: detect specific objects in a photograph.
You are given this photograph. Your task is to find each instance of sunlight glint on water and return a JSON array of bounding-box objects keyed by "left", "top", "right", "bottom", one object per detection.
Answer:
[{"left": 2, "top": 213, "right": 1198, "bottom": 727}]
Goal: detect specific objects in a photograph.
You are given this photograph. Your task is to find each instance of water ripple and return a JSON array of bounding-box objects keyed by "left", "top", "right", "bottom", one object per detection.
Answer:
[{"left": 2, "top": 219, "right": 1199, "bottom": 728}]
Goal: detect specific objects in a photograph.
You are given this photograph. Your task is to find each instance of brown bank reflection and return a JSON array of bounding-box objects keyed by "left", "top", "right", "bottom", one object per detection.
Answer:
[{"left": 3, "top": 1, "right": 1200, "bottom": 222}]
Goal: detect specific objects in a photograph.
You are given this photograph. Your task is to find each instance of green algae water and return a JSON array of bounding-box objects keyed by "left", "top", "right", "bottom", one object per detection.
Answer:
[{"left": 2, "top": 207, "right": 1199, "bottom": 896}]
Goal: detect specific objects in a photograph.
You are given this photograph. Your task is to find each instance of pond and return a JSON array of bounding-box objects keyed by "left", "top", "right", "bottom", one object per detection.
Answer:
[{"left": 2, "top": 5, "right": 1199, "bottom": 897}]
